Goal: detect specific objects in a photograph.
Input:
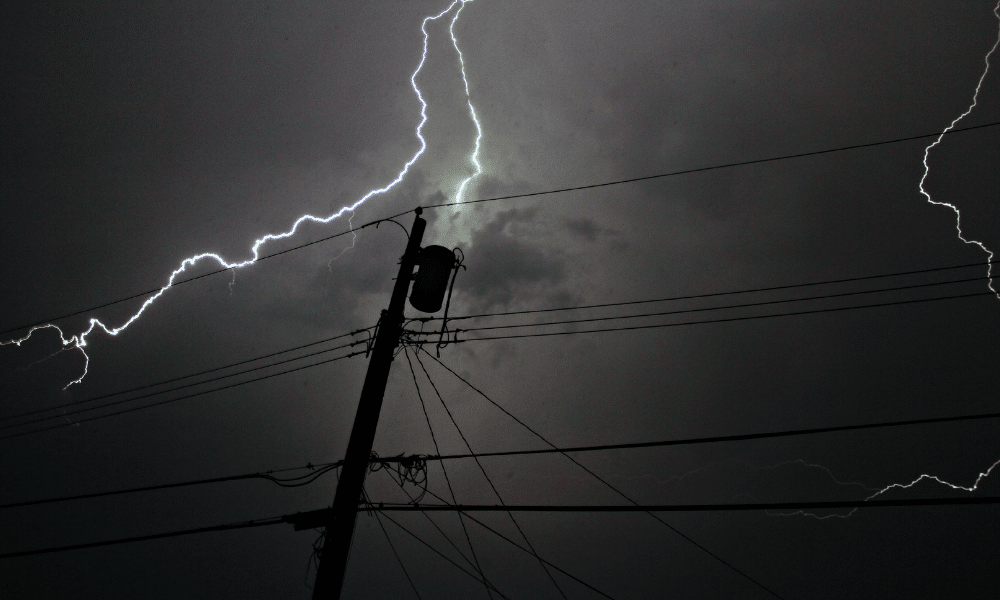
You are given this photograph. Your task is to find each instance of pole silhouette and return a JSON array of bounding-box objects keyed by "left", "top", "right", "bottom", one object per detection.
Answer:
[{"left": 311, "top": 209, "right": 426, "bottom": 599}]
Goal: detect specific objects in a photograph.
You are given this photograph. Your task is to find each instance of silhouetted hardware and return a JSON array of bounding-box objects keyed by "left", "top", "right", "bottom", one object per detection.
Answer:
[{"left": 409, "top": 245, "right": 456, "bottom": 313}]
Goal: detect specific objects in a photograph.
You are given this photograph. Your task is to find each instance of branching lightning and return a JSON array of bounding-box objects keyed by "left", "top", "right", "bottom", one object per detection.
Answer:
[
  {"left": 919, "top": 1, "right": 1000, "bottom": 299},
  {"left": 1, "top": 0, "right": 484, "bottom": 388},
  {"left": 771, "top": 456, "right": 1000, "bottom": 520},
  {"left": 449, "top": 1, "right": 484, "bottom": 205}
]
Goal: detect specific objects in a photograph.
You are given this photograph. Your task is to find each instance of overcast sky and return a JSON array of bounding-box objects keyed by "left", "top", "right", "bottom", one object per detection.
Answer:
[{"left": 2, "top": 1, "right": 1000, "bottom": 598}]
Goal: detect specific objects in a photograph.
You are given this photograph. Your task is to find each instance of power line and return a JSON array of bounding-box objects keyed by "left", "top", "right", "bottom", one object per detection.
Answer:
[
  {"left": 418, "top": 260, "right": 999, "bottom": 323},
  {"left": 1, "top": 462, "right": 342, "bottom": 510},
  {"left": 0, "top": 211, "right": 412, "bottom": 337},
  {"left": 417, "top": 348, "right": 788, "bottom": 600},
  {"left": 409, "top": 349, "right": 569, "bottom": 600},
  {"left": 414, "top": 275, "right": 994, "bottom": 336},
  {"left": 366, "top": 497, "right": 1000, "bottom": 512},
  {"left": 8, "top": 120, "right": 998, "bottom": 338},
  {"left": 419, "top": 409, "right": 1000, "bottom": 462},
  {"left": 377, "top": 511, "right": 513, "bottom": 600},
  {"left": 401, "top": 349, "right": 496, "bottom": 599},
  {"left": 410, "top": 290, "right": 994, "bottom": 343},
  {"left": 2, "top": 330, "right": 370, "bottom": 425},
  {"left": 409, "top": 476, "right": 620, "bottom": 600},
  {"left": 14, "top": 272, "right": 981, "bottom": 433},
  {"left": 16, "top": 406, "right": 999, "bottom": 510},
  {"left": 373, "top": 511, "right": 423, "bottom": 600},
  {"left": 0, "top": 350, "right": 364, "bottom": 442},
  {"left": 0, "top": 515, "right": 287, "bottom": 560},
  {"left": 9, "top": 494, "right": 996, "bottom": 560},
  {"left": 424, "top": 120, "right": 1000, "bottom": 209},
  {"left": 0, "top": 339, "right": 366, "bottom": 434}
]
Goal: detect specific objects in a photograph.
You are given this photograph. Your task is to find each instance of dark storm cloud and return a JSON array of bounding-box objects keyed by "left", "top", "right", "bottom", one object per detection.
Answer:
[
  {"left": 460, "top": 207, "right": 568, "bottom": 309},
  {"left": 3, "top": 1, "right": 1000, "bottom": 599}
]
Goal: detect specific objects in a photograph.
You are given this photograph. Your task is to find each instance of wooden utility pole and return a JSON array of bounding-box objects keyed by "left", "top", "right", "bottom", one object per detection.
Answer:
[{"left": 311, "top": 209, "right": 426, "bottom": 599}]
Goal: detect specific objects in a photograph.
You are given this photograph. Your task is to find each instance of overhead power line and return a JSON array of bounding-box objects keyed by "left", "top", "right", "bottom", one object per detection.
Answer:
[
  {"left": 362, "top": 497, "right": 1000, "bottom": 512},
  {"left": 0, "top": 515, "right": 287, "bottom": 560},
  {"left": 425, "top": 120, "right": 1000, "bottom": 208},
  {"left": 15, "top": 406, "right": 999, "bottom": 509},
  {"left": 0, "top": 340, "right": 365, "bottom": 434},
  {"left": 408, "top": 290, "right": 994, "bottom": 343},
  {"left": 7, "top": 495, "right": 996, "bottom": 561},
  {"left": 1, "top": 462, "right": 342, "bottom": 510},
  {"left": 1, "top": 331, "right": 370, "bottom": 426},
  {"left": 0, "top": 350, "right": 364, "bottom": 442},
  {"left": 417, "top": 409, "right": 1000, "bottom": 462},
  {"left": 6, "top": 120, "right": 997, "bottom": 337},
  {"left": 15, "top": 402, "right": 1000, "bottom": 511},
  {"left": 415, "top": 348, "right": 787, "bottom": 600},
  {"left": 418, "top": 259, "right": 999, "bottom": 323},
  {"left": 414, "top": 275, "right": 994, "bottom": 336}
]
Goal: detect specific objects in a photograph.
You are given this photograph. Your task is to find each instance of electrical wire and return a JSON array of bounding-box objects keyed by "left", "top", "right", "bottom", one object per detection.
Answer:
[
  {"left": 378, "top": 512, "right": 513, "bottom": 600},
  {"left": 1, "top": 339, "right": 367, "bottom": 433},
  {"left": 7, "top": 120, "right": 998, "bottom": 338},
  {"left": 8, "top": 494, "right": 995, "bottom": 561},
  {"left": 0, "top": 515, "right": 287, "bottom": 560},
  {"left": 417, "top": 348, "right": 788, "bottom": 600},
  {"left": 424, "top": 120, "right": 1000, "bottom": 209},
  {"left": 0, "top": 212, "right": 412, "bottom": 337},
  {"left": 0, "top": 350, "right": 364, "bottom": 442},
  {"left": 419, "top": 408, "right": 1000, "bottom": 462},
  {"left": 378, "top": 468, "right": 486, "bottom": 579},
  {"left": 403, "top": 348, "right": 496, "bottom": 599},
  {"left": 410, "top": 275, "right": 995, "bottom": 337},
  {"left": 1, "top": 328, "right": 371, "bottom": 424},
  {"left": 374, "top": 510, "right": 424, "bottom": 600},
  {"left": 14, "top": 405, "right": 999, "bottom": 511},
  {"left": 1, "top": 461, "right": 341, "bottom": 510},
  {"left": 409, "top": 290, "right": 994, "bottom": 344},
  {"left": 368, "top": 497, "right": 1000, "bottom": 512},
  {"left": 415, "top": 259, "right": 999, "bottom": 323},
  {"left": 410, "top": 349, "right": 569, "bottom": 600},
  {"left": 408, "top": 472, "right": 619, "bottom": 600}
]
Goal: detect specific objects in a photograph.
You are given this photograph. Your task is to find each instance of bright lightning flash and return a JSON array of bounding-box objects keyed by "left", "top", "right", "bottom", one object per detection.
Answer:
[
  {"left": 919, "top": 1, "right": 1000, "bottom": 299},
  {"left": 1, "top": 0, "right": 483, "bottom": 388},
  {"left": 772, "top": 457, "right": 1000, "bottom": 520}
]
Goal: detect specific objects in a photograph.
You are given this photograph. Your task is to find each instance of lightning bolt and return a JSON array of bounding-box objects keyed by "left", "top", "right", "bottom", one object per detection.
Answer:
[
  {"left": 770, "top": 456, "right": 1000, "bottom": 520},
  {"left": 1, "top": 0, "right": 482, "bottom": 388},
  {"left": 919, "top": 1, "right": 1000, "bottom": 299},
  {"left": 450, "top": 0, "right": 484, "bottom": 205}
]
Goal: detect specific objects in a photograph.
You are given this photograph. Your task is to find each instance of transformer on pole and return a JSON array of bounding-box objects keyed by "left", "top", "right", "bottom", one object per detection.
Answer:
[{"left": 311, "top": 207, "right": 460, "bottom": 599}]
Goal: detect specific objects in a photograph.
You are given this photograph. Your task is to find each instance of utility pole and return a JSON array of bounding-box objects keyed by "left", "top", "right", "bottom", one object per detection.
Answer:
[{"left": 311, "top": 208, "right": 426, "bottom": 599}]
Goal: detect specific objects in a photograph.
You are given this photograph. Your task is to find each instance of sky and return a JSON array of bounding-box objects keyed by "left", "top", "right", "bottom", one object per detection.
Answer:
[{"left": 1, "top": 0, "right": 999, "bottom": 598}]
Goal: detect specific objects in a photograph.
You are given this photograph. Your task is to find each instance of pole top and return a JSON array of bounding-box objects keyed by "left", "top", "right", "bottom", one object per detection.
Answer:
[{"left": 414, "top": 206, "right": 423, "bottom": 216}]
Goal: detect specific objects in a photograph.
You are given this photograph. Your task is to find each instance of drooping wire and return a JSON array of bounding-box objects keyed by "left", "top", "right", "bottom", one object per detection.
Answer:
[
  {"left": 1, "top": 327, "right": 371, "bottom": 425},
  {"left": 423, "top": 120, "right": 1000, "bottom": 209},
  {"left": 415, "top": 259, "right": 1000, "bottom": 324},
  {"left": 403, "top": 347, "right": 497, "bottom": 600},
  {"left": 404, "top": 290, "right": 992, "bottom": 344},
  {"left": 411, "top": 349, "right": 568, "bottom": 600},
  {"left": 370, "top": 451, "right": 429, "bottom": 505},
  {"left": 378, "top": 511, "right": 512, "bottom": 600},
  {"left": 2, "top": 461, "right": 342, "bottom": 510},
  {"left": 2, "top": 339, "right": 368, "bottom": 434},
  {"left": 374, "top": 510, "right": 424, "bottom": 600},
  {"left": 417, "top": 347, "right": 789, "bottom": 600},
  {"left": 413, "top": 273, "right": 994, "bottom": 336},
  {"left": 378, "top": 467, "right": 486, "bottom": 578},
  {"left": 412, "top": 483, "right": 618, "bottom": 600},
  {"left": 0, "top": 349, "right": 364, "bottom": 442}
]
